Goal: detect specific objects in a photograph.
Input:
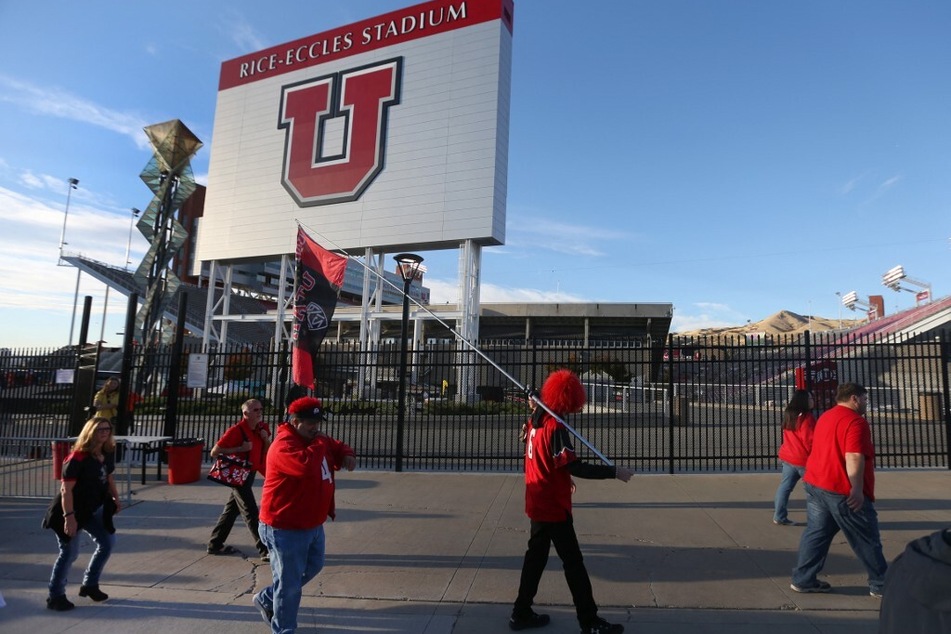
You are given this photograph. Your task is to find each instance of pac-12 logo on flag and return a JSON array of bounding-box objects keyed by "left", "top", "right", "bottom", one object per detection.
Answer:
[
  {"left": 278, "top": 57, "right": 403, "bottom": 206},
  {"left": 305, "top": 300, "right": 330, "bottom": 333}
]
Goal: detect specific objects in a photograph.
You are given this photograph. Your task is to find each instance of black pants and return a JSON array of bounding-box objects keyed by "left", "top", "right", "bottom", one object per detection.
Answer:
[
  {"left": 513, "top": 515, "right": 598, "bottom": 625},
  {"left": 208, "top": 473, "right": 267, "bottom": 556}
]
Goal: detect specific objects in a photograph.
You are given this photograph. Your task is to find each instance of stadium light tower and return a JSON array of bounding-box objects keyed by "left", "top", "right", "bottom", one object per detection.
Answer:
[
  {"left": 394, "top": 252, "right": 423, "bottom": 473},
  {"left": 125, "top": 207, "right": 141, "bottom": 270},
  {"left": 57, "top": 177, "right": 79, "bottom": 265},
  {"left": 882, "top": 265, "right": 932, "bottom": 305},
  {"left": 841, "top": 291, "right": 876, "bottom": 322}
]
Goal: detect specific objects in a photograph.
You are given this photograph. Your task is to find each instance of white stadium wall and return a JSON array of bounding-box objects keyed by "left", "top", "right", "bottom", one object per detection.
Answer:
[{"left": 196, "top": 0, "right": 514, "bottom": 265}]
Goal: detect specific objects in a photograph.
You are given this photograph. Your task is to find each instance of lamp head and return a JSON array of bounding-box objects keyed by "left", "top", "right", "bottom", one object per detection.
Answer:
[
  {"left": 68, "top": 177, "right": 79, "bottom": 188},
  {"left": 394, "top": 253, "right": 424, "bottom": 283}
]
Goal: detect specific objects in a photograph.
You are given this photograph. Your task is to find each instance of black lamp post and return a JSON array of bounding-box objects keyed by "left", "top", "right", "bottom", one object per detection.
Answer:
[{"left": 394, "top": 253, "right": 423, "bottom": 472}]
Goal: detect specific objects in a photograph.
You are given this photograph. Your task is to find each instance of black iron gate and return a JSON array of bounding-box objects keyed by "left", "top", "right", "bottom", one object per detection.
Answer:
[{"left": 2, "top": 331, "right": 949, "bottom": 473}]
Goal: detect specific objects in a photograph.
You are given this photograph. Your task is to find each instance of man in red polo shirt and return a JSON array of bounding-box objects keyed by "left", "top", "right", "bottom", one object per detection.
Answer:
[{"left": 790, "top": 382, "right": 887, "bottom": 598}]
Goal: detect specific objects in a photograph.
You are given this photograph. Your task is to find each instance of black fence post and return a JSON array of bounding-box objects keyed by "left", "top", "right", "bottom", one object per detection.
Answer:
[
  {"left": 116, "top": 292, "right": 138, "bottom": 437},
  {"left": 666, "top": 333, "right": 675, "bottom": 475},
  {"left": 940, "top": 330, "right": 951, "bottom": 470},
  {"left": 803, "top": 329, "right": 812, "bottom": 394},
  {"left": 163, "top": 292, "right": 188, "bottom": 438},
  {"left": 276, "top": 338, "right": 287, "bottom": 409},
  {"left": 69, "top": 296, "right": 95, "bottom": 436}
]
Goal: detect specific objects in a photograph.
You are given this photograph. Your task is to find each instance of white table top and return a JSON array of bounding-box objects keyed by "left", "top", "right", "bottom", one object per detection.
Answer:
[{"left": 115, "top": 435, "right": 173, "bottom": 445}]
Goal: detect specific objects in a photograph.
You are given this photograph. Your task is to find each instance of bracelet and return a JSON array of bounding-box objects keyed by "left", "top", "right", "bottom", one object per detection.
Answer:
[{"left": 64, "top": 511, "right": 75, "bottom": 517}]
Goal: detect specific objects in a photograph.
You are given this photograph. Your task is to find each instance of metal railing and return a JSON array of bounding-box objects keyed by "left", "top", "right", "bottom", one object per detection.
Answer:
[{"left": 2, "top": 330, "right": 949, "bottom": 497}]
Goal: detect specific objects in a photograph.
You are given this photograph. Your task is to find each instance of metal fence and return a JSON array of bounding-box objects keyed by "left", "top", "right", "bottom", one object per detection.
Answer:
[{"left": 2, "top": 330, "right": 949, "bottom": 496}]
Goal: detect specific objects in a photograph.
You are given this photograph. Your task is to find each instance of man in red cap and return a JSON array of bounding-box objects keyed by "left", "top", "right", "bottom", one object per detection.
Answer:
[
  {"left": 510, "top": 369, "right": 634, "bottom": 634},
  {"left": 252, "top": 396, "right": 355, "bottom": 634}
]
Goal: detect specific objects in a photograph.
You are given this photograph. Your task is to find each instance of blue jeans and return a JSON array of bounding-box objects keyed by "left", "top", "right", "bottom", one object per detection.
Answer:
[
  {"left": 48, "top": 506, "right": 115, "bottom": 598},
  {"left": 791, "top": 482, "right": 887, "bottom": 593},
  {"left": 257, "top": 522, "right": 325, "bottom": 634},
  {"left": 773, "top": 462, "right": 805, "bottom": 523}
]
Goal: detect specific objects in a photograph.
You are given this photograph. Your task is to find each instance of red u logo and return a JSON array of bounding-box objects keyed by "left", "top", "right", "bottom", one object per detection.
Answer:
[{"left": 279, "top": 58, "right": 402, "bottom": 206}]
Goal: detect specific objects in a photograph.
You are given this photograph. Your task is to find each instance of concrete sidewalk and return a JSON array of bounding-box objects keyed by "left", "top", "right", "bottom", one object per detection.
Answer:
[{"left": 1, "top": 469, "right": 949, "bottom": 633}]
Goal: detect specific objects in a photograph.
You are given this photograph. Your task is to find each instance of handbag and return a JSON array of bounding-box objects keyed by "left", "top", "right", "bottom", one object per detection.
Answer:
[
  {"left": 207, "top": 425, "right": 253, "bottom": 487},
  {"left": 207, "top": 454, "right": 253, "bottom": 487}
]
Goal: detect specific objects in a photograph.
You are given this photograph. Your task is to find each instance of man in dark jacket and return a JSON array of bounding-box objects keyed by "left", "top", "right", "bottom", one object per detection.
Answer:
[{"left": 878, "top": 528, "right": 951, "bottom": 633}]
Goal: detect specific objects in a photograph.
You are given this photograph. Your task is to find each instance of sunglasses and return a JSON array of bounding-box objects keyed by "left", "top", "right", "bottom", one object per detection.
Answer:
[{"left": 96, "top": 427, "right": 112, "bottom": 433}]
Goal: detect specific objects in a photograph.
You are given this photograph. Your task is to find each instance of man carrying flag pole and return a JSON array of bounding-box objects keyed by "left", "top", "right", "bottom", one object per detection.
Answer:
[{"left": 292, "top": 226, "right": 348, "bottom": 390}]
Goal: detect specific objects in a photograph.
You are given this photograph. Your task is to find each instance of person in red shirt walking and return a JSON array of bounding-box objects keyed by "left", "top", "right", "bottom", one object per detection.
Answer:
[
  {"left": 510, "top": 369, "right": 633, "bottom": 634},
  {"left": 253, "top": 396, "right": 355, "bottom": 634},
  {"left": 790, "top": 383, "right": 887, "bottom": 598},
  {"left": 207, "top": 399, "right": 271, "bottom": 559},
  {"left": 773, "top": 390, "right": 816, "bottom": 526}
]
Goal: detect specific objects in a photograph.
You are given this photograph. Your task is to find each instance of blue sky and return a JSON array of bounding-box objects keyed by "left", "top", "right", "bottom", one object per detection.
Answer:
[{"left": 1, "top": 0, "right": 949, "bottom": 348}]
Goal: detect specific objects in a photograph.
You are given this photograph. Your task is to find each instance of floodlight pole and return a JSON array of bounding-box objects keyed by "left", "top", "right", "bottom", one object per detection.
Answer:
[
  {"left": 57, "top": 177, "right": 79, "bottom": 265},
  {"left": 394, "top": 253, "right": 423, "bottom": 473},
  {"left": 67, "top": 267, "right": 81, "bottom": 347},
  {"left": 126, "top": 208, "right": 140, "bottom": 270}
]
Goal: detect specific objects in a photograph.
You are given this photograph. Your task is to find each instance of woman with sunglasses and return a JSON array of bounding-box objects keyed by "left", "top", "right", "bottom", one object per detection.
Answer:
[{"left": 42, "top": 417, "right": 122, "bottom": 611}]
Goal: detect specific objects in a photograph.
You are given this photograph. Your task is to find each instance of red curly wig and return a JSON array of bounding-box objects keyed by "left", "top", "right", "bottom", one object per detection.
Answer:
[{"left": 539, "top": 369, "right": 586, "bottom": 416}]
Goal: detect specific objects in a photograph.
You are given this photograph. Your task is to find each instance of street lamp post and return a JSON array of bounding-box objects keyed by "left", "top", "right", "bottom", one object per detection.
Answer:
[
  {"left": 57, "top": 177, "right": 79, "bottom": 264},
  {"left": 126, "top": 208, "right": 141, "bottom": 270},
  {"left": 835, "top": 291, "right": 842, "bottom": 329},
  {"left": 394, "top": 253, "right": 423, "bottom": 472}
]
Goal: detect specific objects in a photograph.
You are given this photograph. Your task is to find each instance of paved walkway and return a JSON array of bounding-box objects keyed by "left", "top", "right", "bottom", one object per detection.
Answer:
[{"left": 1, "top": 469, "right": 949, "bottom": 633}]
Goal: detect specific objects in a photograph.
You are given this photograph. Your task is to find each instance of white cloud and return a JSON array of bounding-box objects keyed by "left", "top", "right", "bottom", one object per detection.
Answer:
[
  {"left": 670, "top": 302, "right": 746, "bottom": 333},
  {"left": 0, "top": 75, "right": 152, "bottom": 150},
  {"left": 879, "top": 175, "right": 902, "bottom": 190},
  {"left": 505, "top": 213, "right": 637, "bottom": 259},
  {"left": 425, "top": 277, "right": 586, "bottom": 305},
  {"left": 225, "top": 17, "right": 269, "bottom": 53},
  {"left": 840, "top": 171, "right": 868, "bottom": 195},
  {"left": 0, "top": 186, "right": 141, "bottom": 306}
]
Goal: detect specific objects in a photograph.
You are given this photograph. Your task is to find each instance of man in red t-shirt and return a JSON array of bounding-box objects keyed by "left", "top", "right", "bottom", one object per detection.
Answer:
[
  {"left": 510, "top": 370, "right": 633, "bottom": 634},
  {"left": 206, "top": 399, "right": 271, "bottom": 559},
  {"left": 790, "top": 383, "right": 887, "bottom": 598}
]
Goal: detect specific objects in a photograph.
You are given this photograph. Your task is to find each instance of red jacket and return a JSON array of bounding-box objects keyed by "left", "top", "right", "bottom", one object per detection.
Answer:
[{"left": 259, "top": 423, "right": 355, "bottom": 530}]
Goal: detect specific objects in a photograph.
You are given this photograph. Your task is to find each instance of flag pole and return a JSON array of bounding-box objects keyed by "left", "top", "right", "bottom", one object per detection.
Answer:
[{"left": 295, "top": 222, "right": 613, "bottom": 466}]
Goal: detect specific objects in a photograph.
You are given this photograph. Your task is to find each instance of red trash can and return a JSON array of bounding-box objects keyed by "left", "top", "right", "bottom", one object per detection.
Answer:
[
  {"left": 165, "top": 438, "right": 204, "bottom": 485},
  {"left": 52, "top": 440, "right": 72, "bottom": 480}
]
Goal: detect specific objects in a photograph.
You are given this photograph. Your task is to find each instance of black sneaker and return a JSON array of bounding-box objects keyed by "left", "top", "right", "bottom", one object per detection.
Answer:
[
  {"left": 79, "top": 584, "right": 109, "bottom": 602},
  {"left": 46, "top": 595, "right": 75, "bottom": 611},
  {"left": 581, "top": 617, "right": 624, "bottom": 634},
  {"left": 509, "top": 610, "right": 550, "bottom": 630}
]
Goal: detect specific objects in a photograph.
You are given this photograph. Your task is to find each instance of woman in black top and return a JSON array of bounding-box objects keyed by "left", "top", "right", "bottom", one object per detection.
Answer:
[{"left": 43, "top": 417, "right": 122, "bottom": 611}]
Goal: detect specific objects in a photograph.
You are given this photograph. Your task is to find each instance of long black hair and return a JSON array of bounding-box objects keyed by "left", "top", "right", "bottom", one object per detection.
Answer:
[{"left": 783, "top": 390, "right": 812, "bottom": 431}]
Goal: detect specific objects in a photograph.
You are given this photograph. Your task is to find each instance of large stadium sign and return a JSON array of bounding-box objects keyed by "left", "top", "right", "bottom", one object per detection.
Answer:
[{"left": 196, "top": 0, "right": 514, "bottom": 264}]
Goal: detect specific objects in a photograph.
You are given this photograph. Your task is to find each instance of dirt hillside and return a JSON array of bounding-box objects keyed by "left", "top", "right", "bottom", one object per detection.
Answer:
[{"left": 674, "top": 310, "right": 862, "bottom": 338}]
